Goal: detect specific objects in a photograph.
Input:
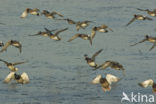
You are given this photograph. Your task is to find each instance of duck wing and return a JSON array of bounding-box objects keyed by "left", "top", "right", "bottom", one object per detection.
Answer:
[
  {"left": 137, "top": 8, "right": 146, "bottom": 11},
  {"left": 3, "top": 72, "right": 15, "bottom": 83},
  {"left": 91, "top": 49, "right": 103, "bottom": 61},
  {"left": 126, "top": 17, "right": 136, "bottom": 26},
  {"left": 90, "top": 29, "right": 96, "bottom": 39},
  {"left": 130, "top": 38, "right": 147, "bottom": 46},
  {"left": 54, "top": 28, "right": 68, "bottom": 36},
  {"left": 97, "top": 61, "right": 112, "bottom": 69},
  {"left": 106, "top": 74, "right": 120, "bottom": 85},
  {"left": 149, "top": 42, "right": 156, "bottom": 51},
  {"left": 51, "top": 11, "right": 64, "bottom": 17},
  {"left": 0, "top": 58, "right": 9, "bottom": 65},
  {"left": 91, "top": 75, "right": 102, "bottom": 84},
  {"left": 12, "top": 61, "right": 27, "bottom": 66},
  {"left": 145, "top": 16, "right": 153, "bottom": 20},
  {"left": 20, "top": 10, "right": 28, "bottom": 18},
  {"left": 138, "top": 79, "right": 154, "bottom": 88},
  {"left": 67, "top": 34, "right": 80, "bottom": 42},
  {"left": 21, "top": 72, "right": 29, "bottom": 84},
  {"left": 0, "top": 40, "right": 11, "bottom": 53}
]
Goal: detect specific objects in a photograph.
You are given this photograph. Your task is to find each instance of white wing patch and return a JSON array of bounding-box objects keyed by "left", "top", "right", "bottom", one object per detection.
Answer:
[
  {"left": 20, "top": 11, "right": 28, "bottom": 18},
  {"left": 21, "top": 72, "right": 29, "bottom": 84},
  {"left": 106, "top": 74, "right": 120, "bottom": 85},
  {"left": 138, "top": 79, "right": 154, "bottom": 88},
  {"left": 4, "top": 72, "right": 15, "bottom": 83},
  {"left": 92, "top": 75, "right": 102, "bottom": 84}
]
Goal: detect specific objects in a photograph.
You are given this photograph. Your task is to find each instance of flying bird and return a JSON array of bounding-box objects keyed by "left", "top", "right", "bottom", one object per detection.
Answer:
[
  {"left": 97, "top": 60, "right": 126, "bottom": 76},
  {"left": 84, "top": 49, "right": 103, "bottom": 68},
  {"left": 67, "top": 29, "right": 96, "bottom": 45},
  {"left": 131, "top": 35, "right": 156, "bottom": 51},
  {"left": 138, "top": 79, "right": 156, "bottom": 93},
  {"left": 4, "top": 72, "right": 29, "bottom": 84},
  {"left": 76, "top": 20, "right": 93, "bottom": 31},
  {"left": 20, "top": 8, "right": 40, "bottom": 18},
  {"left": 67, "top": 34, "right": 93, "bottom": 45},
  {"left": 0, "top": 58, "right": 27, "bottom": 72},
  {"left": 29, "top": 28, "right": 57, "bottom": 37},
  {"left": 137, "top": 8, "right": 156, "bottom": 17},
  {"left": 92, "top": 24, "right": 113, "bottom": 33},
  {"left": 92, "top": 74, "right": 120, "bottom": 92},
  {"left": 126, "top": 14, "right": 152, "bottom": 26},
  {"left": 0, "top": 40, "right": 22, "bottom": 53},
  {"left": 46, "top": 28, "right": 68, "bottom": 40},
  {"left": 41, "top": 10, "right": 63, "bottom": 19}
]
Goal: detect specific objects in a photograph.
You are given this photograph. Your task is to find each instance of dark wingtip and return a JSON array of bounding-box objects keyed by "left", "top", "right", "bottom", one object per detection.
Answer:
[{"left": 138, "top": 83, "right": 144, "bottom": 87}]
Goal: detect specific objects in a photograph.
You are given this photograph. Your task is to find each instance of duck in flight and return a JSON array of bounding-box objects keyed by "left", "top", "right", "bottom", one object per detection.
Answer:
[
  {"left": 20, "top": 8, "right": 40, "bottom": 18},
  {"left": 0, "top": 40, "right": 22, "bottom": 53},
  {"left": 76, "top": 20, "right": 93, "bottom": 31},
  {"left": 126, "top": 14, "right": 152, "bottom": 26},
  {"left": 0, "top": 58, "right": 27, "bottom": 72},
  {"left": 29, "top": 28, "right": 68, "bottom": 41},
  {"left": 84, "top": 49, "right": 103, "bottom": 69},
  {"left": 67, "top": 28, "right": 96, "bottom": 45},
  {"left": 137, "top": 8, "right": 156, "bottom": 17},
  {"left": 41, "top": 10, "right": 64, "bottom": 19},
  {"left": 92, "top": 24, "right": 113, "bottom": 33},
  {"left": 97, "top": 60, "right": 126, "bottom": 76},
  {"left": 4, "top": 72, "right": 29, "bottom": 84},
  {"left": 130, "top": 35, "right": 156, "bottom": 51},
  {"left": 29, "top": 28, "right": 57, "bottom": 37},
  {"left": 46, "top": 28, "right": 68, "bottom": 41},
  {"left": 92, "top": 74, "right": 120, "bottom": 92},
  {"left": 138, "top": 79, "right": 156, "bottom": 93}
]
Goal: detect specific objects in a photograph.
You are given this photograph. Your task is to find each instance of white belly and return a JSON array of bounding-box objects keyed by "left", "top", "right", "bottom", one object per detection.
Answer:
[{"left": 89, "top": 62, "right": 96, "bottom": 66}]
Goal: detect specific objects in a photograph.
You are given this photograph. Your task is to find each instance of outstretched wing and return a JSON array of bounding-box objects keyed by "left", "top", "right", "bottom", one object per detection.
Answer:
[
  {"left": 97, "top": 61, "right": 112, "bottom": 69},
  {"left": 0, "top": 40, "right": 11, "bottom": 53},
  {"left": 21, "top": 72, "right": 29, "bottom": 84},
  {"left": 51, "top": 11, "right": 64, "bottom": 17},
  {"left": 138, "top": 79, "right": 154, "bottom": 88},
  {"left": 145, "top": 16, "right": 153, "bottom": 20},
  {"left": 130, "top": 38, "right": 147, "bottom": 46},
  {"left": 88, "top": 37, "right": 92, "bottom": 46},
  {"left": 106, "top": 74, "right": 120, "bottom": 85},
  {"left": 13, "top": 61, "right": 27, "bottom": 66},
  {"left": 76, "top": 24, "right": 81, "bottom": 31},
  {"left": 139, "top": 79, "right": 154, "bottom": 88},
  {"left": 126, "top": 17, "right": 136, "bottom": 26},
  {"left": 67, "top": 34, "right": 80, "bottom": 42},
  {"left": 54, "top": 28, "right": 68, "bottom": 36},
  {"left": 44, "top": 27, "right": 51, "bottom": 33},
  {"left": 44, "top": 28, "right": 57, "bottom": 33},
  {"left": 17, "top": 44, "right": 22, "bottom": 53},
  {"left": 20, "top": 10, "right": 28, "bottom": 18},
  {"left": 137, "top": 8, "right": 146, "bottom": 11},
  {"left": 28, "top": 32, "right": 41, "bottom": 36},
  {"left": 3, "top": 72, "right": 15, "bottom": 83},
  {"left": 91, "top": 49, "right": 103, "bottom": 61},
  {"left": 149, "top": 42, "right": 156, "bottom": 51},
  {"left": 91, "top": 75, "right": 102, "bottom": 84},
  {"left": 0, "top": 58, "right": 9, "bottom": 64},
  {"left": 90, "top": 29, "right": 96, "bottom": 39}
]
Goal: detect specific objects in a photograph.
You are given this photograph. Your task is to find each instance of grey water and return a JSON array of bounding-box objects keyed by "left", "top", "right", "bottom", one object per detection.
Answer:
[{"left": 0, "top": 0, "right": 156, "bottom": 104}]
